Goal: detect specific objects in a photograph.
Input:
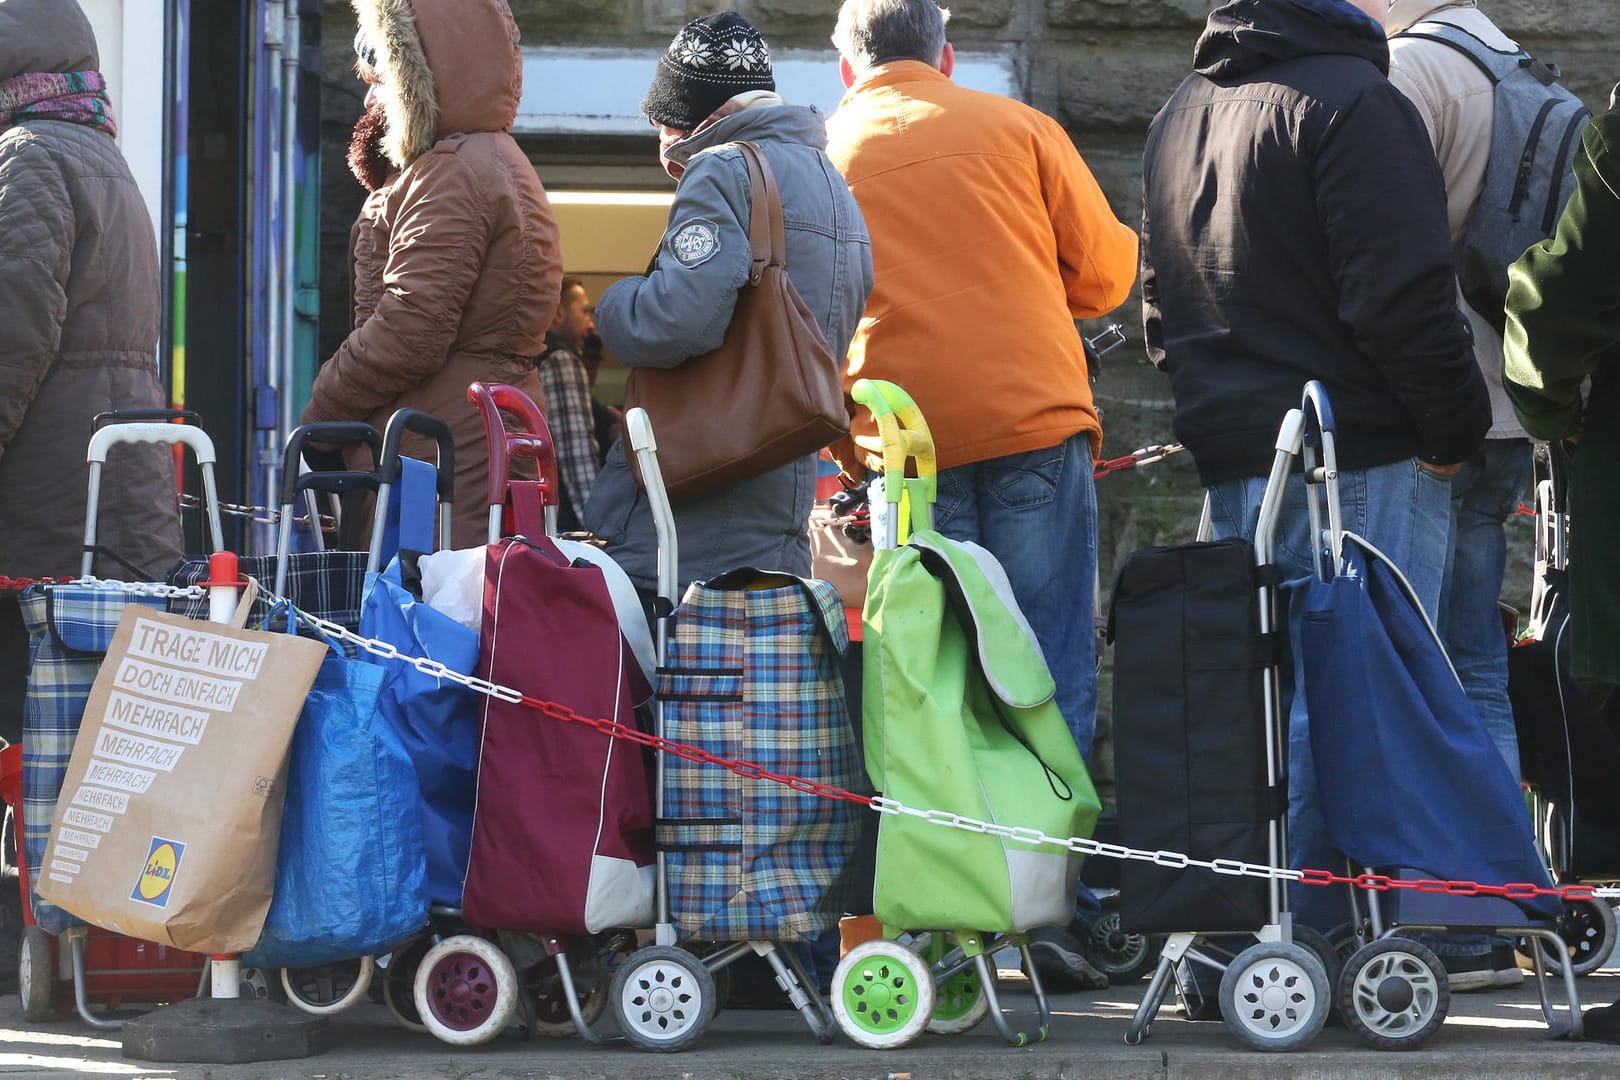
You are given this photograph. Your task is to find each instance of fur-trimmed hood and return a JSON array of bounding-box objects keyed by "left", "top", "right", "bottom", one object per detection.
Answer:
[{"left": 353, "top": 0, "right": 523, "bottom": 168}]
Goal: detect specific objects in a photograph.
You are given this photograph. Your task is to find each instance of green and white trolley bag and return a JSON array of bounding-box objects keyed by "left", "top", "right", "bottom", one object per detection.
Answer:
[{"left": 830, "top": 379, "right": 1099, "bottom": 1051}]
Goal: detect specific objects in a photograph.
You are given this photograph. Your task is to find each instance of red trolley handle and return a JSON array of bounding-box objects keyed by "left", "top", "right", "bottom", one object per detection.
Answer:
[{"left": 467, "top": 382, "right": 559, "bottom": 541}]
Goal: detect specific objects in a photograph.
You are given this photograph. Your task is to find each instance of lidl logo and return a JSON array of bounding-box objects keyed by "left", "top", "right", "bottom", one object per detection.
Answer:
[{"left": 130, "top": 837, "right": 185, "bottom": 908}]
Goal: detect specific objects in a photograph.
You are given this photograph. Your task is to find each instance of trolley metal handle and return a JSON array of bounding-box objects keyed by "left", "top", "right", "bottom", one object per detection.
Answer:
[
  {"left": 467, "top": 382, "right": 559, "bottom": 543},
  {"left": 626, "top": 408, "right": 677, "bottom": 632},
  {"left": 368, "top": 409, "right": 456, "bottom": 573},
  {"left": 280, "top": 423, "right": 382, "bottom": 504},
  {"left": 851, "top": 378, "right": 936, "bottom": 546},
  {"left": 1298, "top": 380, "right": 1343, "bottom": 583},
  {"left": 375, "top": 409, "right": 455, "bottom": 496},
  {"left": 83, "top": 422, "right": 223, "bottom": 577},
  {"left": 92, "top": 407, "right": 203, "bottom": 430},
  {"left": 626, "top": 406, "right": 679, "bottom": 942},
  {"left": 273, "top": 423, "right": 383, "bottom": 592}
]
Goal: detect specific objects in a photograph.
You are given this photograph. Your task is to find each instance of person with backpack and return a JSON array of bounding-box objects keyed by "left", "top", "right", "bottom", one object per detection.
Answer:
[
  {"left": 1385, "top": 5, "right": 1586, "bottom": 778},
  {"left": 1385, "top": 0, "right": 1585, "bottom": 993},
  {"left": 1503, "top": 93, "right": 1620, "bottom": 1040},
  {"left": 1504, "top": 98, "right": 1619, "bottom": 691}
]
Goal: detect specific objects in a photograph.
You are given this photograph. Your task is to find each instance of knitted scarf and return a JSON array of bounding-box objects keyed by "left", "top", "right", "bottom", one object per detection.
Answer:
[{"left": 0, "top": 71, "right": 118, "bottom": 136}]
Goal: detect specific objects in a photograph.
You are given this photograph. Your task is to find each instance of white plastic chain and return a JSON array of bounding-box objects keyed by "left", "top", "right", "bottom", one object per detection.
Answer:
[
  {"left": 290, "top": 603, "right": 1620, "bottom": 903},
  {"left": 177, "top": 493, "right": 334, "bottom": 531},
  {"left": 69, "top": 577, "right": 208, "bottom": 600}
]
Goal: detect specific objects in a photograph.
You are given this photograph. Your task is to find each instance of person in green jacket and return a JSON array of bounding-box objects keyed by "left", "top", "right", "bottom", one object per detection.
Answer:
[{"left": 1503, "top": 95, "right": 1620, "bottom": 690}]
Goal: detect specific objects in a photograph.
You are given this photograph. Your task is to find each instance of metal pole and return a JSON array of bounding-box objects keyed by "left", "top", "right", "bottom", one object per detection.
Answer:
[
  {"left": 259, "top": 0, "right": 286, "bottom": 557},
  {"left": 206, "top": 551, "right": 242, "bottom": 999},
  {"left": 279, "top": 0, "right": 300, "bottom": 470}
]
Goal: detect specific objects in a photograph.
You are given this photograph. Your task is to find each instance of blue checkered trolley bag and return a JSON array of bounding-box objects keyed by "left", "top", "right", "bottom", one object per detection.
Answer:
[{"left": 604, "top": 409, "right": 865, "bottom": 1052}]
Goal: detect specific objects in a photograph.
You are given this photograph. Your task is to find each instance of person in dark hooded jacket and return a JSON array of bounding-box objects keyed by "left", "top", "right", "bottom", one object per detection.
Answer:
[{"left": 1140, "top": 0, "right": 1491, "bottom": 947}]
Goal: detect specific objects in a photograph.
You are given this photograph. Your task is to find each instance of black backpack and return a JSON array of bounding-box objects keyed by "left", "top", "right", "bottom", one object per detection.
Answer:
[{"left": 1394, "top": 21, "right": 1590, "bottom": 334}]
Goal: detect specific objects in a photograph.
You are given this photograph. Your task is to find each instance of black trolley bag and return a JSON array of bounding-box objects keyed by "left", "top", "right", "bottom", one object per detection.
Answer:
[
  {"left": 1509, "top": 442, "right": 1620, "bottom": 887},
  {"left": 1108, "top": 537, "right": 1278, "bottom": 935}
]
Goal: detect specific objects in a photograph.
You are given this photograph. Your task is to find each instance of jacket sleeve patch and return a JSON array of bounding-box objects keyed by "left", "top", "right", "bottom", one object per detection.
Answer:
[{"left": 668, "top": 218, "right": 722, "bottom": 268}]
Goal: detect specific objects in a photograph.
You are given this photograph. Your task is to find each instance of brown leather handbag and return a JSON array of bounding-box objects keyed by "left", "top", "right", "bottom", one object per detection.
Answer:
[{"left": 624, "top": 141, "right": 849, "bottom": 501}]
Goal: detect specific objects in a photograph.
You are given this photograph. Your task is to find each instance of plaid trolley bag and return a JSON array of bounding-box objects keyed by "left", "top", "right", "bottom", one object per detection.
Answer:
[
  {"left": 12, "top": 418, "right": 222, "bottom": 1022},
  {"left": 659, "top": 571, "right": 864, "bottom": 943},
  {"left": 18, "top": 586, "right": 167, "bottom": 935},
  {"left": 167, "top": 423, "right": 384, "bottom": 631}
]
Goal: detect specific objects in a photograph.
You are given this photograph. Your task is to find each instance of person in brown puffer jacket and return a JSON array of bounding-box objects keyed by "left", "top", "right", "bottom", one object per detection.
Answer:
[
  {"left": 0, "top": 0, "right": 182, "bottom": 581},
  {"left": 0, "top": 0, "right": 185, "bottom": 758},
  {"left": 302, "top": 0, "right": 561, "bottom": 548}
]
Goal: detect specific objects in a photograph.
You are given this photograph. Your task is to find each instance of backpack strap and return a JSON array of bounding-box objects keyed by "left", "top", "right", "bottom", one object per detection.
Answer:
[{"left": 1392, "top": 20, "right": 1529, "bottom": 85}]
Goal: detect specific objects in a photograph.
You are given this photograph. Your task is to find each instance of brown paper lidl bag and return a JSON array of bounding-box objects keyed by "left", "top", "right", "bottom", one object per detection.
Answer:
[{"left": 36, "top": 601, "right": 324, "bottom": 953}]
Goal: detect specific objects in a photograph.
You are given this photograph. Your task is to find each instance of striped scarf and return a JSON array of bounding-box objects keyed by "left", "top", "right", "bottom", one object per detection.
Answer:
[{"left": 0, "top": 71, "right": 117, "bottom": 136}]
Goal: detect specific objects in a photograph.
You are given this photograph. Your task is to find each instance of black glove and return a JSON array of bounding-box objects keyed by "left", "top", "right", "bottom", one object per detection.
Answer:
[{"left": 302, "top": 444, "right": 348, "bottom": 473}]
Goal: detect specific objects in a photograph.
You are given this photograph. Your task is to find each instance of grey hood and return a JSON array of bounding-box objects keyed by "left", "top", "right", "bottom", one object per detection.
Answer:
[
  {"left": 0, "top": 0, "right": 99, "bottom": 80},
  {"left": 667, "top": 102, "right": 829, "bottom": 169}
]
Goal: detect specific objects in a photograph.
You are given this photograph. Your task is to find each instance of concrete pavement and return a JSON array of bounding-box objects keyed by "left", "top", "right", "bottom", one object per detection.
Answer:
[{"left": 2, "top": 968, "right": 1619, "bottom": 1079}]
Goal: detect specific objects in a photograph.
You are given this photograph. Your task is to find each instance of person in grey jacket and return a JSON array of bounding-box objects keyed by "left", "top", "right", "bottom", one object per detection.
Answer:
[{"left": 585, "top": 12, "right": 874, "bottom": 594}]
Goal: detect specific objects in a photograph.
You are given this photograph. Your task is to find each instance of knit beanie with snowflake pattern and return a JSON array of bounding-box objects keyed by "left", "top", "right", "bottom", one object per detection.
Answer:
[{"left": 641, "top": 11, "right": 776, "bottom": 131}]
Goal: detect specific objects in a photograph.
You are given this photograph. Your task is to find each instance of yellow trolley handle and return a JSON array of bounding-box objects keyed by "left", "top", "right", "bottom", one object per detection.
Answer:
[{"left": 850, "top": 379, "right": 937, "bottom": 546}]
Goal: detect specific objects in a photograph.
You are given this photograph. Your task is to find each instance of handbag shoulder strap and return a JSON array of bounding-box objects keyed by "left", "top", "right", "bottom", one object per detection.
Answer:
[{"left": 734, "top": 141, "right": 786, "bottom": 280}]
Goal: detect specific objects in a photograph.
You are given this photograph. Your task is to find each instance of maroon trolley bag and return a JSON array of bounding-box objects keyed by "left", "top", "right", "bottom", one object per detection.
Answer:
[{"left": 460, "top": 385, "right": 656, "bottom": 936}]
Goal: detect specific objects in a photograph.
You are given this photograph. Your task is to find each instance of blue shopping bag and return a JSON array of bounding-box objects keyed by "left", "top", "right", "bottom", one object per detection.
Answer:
[
  {"left": 245, "top": 607, "right": 428, "bottom": 968},
  {"left": 1301, "top": 536, "right": 1558, "bottom": 918},
  {"left": 357, "top": 459, "right": 480, "bottom": 905}
]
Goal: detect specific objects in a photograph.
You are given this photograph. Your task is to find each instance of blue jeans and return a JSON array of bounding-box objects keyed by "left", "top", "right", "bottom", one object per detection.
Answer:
[
  {"left": 1208, "top": 457, "right": 1452, "bottom": 934},
  {"left": 1438, "top": 439, "right": 1532, "bottom": 779},
  {"left": 932, "top": 433, "right": 1099, "bottom": 760}
]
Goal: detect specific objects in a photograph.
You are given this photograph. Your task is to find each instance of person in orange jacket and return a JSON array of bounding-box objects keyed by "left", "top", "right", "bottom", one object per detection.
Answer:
[{"left": 824, "top": 0, "right": 1138, "bottom": 988}]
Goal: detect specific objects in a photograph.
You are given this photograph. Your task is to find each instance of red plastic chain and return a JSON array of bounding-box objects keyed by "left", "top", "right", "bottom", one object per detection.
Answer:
[
  {"left": 0, "top": 575, "right": 74, "bottom": 593},
  {"left": 509, "top": 690, "right": 1603, "bottom": 903},
  {"left": 1093, "top": 454, "right": 1145, "bottom": 479},
  {"left": 514, "top": 692, "right": 878, "bottom": 809},
  {"left": 1295, "top": 866, "right": 1595, "bottom": 902}
]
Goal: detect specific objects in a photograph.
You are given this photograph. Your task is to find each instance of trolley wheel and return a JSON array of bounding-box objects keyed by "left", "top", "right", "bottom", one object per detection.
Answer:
[
  {"left": 609, "top": 944, "right": 717, "bottom": 1052},
  {"left": 18, "top": 925, "right": 53, "bottom": 1022},
  {"left": 281, "top": 955, "right": 375, "bottom": 1016},
  {"left": 1325, "top": 921, "right": 1367, "bottom": 965},
  {"left": 414, "top": 935, "right": 519, "bottom": 1046},
  {"left": 831, "top": 939, "right": 936, "bottom": 1050},
  {"left": 679, "top": 940, "right": 731, "bottom": 1014},
  {"left": 526, "top": 941, "right": 612, "bottom": 1038},
  {"left": 237, "top": 965, "right": 286, "bottom": 1004},
  {"left": 1291, "top": 925, "right": 1345, "bottom": 1014},
  {"left": 382, "top": 937, "right": 432, "bottom": 1033},
  {"left": 1549, "top": 897, "right": 1618, "bottom": 977},
  {"left": 926, "top": 957, "right": 991, "bottom": 1035},
  {"left": 1217, "top": 940, "right": 1330, "bottom": 1052},
  {"left": 1084, "top": 908, "right": 1162, "bottom": 985},
  {"left": 1337, "top": 938, "right": 1448, "bottom": 1051}
]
